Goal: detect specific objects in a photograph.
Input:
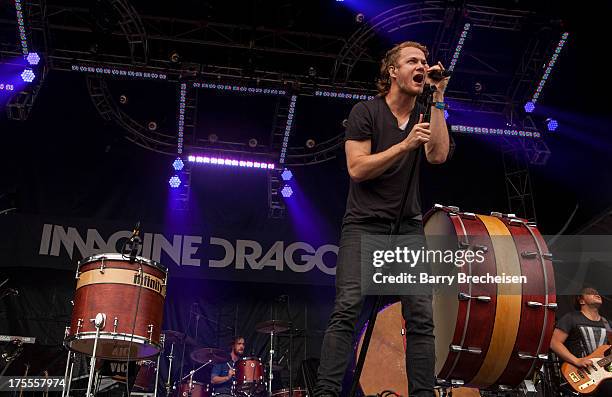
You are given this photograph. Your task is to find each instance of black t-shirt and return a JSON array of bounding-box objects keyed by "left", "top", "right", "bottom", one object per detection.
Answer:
[
  {"left": 556, "top": 311, "right": 611, "bottom": 359},
  {"left": 343, "top": 96, "right": 426, "bottom": 224}
]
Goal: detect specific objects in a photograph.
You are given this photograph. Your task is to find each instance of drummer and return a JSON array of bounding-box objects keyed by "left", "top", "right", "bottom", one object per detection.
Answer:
[{"left": 210, "top": 336, "right": 245, "bottom": 395}]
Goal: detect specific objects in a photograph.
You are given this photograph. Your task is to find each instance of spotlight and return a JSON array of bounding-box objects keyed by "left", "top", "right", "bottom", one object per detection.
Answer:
[
  {"left": 524, "top": 101, "right": 535, "bottom": 113},
  {"left": 26, "top": 52, "right": 40, "bottom": 65},
  {"left": 20, "top": 68, "right": 35, "bottom": 82},
  {"left": 168, "top": 175, "right": 182, "bottom": 188},
  {"left": 170, "top": 51, "right": 180, "bottom": 63},
  {"left": 173, "top": 157, "right": 184, "bottom": 171},
  {"left": 355, "top": 13, "right": 365, "bottom": 23},
  {"left": 248, "top": 138, "right": 258, "bottom": 148},
  {"left": 119, "top": 94, "right": 128, "bottom": 104},
  {"left": 308, "top": 67, "right": 317, "bottom": 77},
  {"left": 281, "top": 185, "right": 293, "bottom": 198},
  {"left": 281, "top": 169, "right": 293, "bottom": 181},
  {"left": 306, "top": 139, "right": 316, "bottom": 148},
  {"left": 474, "top": 82, "right": 482, "bottom": 93},
  {"left": 147, "top": 121, "right": 158, "bottom": 131},
  {"left": 208, "top": 133, "right": 218, "bottom": 143},
  {"left": 545, "top": 118, "right": 558, "bottom": 131}
]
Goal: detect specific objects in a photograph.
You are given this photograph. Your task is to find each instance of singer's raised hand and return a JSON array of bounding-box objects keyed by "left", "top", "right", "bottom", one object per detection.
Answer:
[{"left": 426, "top": 61, "right": 449, "bottom": 95}]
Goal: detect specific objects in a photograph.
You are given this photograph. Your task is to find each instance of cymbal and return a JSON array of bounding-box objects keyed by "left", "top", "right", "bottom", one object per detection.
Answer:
[
  {"left": 163, "top": 330, "right": 198, "bottom": 346},
  {"left": 255, "top": 320, "right": 292, "bottom": 334},
  {"left": 191, "top": 347, "right": 231, "bottom": 364},
  {"left": 163, "top": 330, "right": 186, "bottom": 344}
]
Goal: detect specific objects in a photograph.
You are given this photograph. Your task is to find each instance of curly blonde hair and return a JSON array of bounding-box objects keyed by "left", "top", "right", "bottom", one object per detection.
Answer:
[{"left": 376, "top": 41, "right": 429, "bottom": 96}]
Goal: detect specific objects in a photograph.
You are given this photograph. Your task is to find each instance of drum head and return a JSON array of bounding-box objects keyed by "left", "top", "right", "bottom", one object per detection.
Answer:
[
  {"left": 424, "top": 211, "right": 460, "bottom": 376},
  {"left": 356, "top": 302, "right": 481, "bottom": 396},
  {"left": 79, "top": 253, "right": 167, "bottom": 273},
  {"left": 65, "top": 332, "right": 161, "bottom": 360}
]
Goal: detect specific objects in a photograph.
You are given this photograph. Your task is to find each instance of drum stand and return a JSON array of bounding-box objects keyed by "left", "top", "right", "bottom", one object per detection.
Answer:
[
  {"left": 86, "top": 313, "right": 106, "bottom": 397},
  {"left": 348, "top": 85, "right": 437, "bottom": 397},
  {"left": 165, "top": 341, "right": 175, "bottom": 396},
  {"left": 153, "top": 334, "right": 164, "bottom": 397},
  {"left": 61, "top": 345, "right": 74, "bottom": 397}
]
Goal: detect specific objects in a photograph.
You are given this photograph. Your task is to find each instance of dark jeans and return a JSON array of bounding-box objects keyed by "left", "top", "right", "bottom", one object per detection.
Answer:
[{"left": 314, "top": 219, "right": 435, "bottom": 397}]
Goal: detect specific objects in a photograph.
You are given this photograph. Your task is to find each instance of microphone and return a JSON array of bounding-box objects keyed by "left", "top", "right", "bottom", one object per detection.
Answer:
[
  {"left": 427, "top": 69, "right": 452, "bottom": 81},
  {"left": 128, "top": 221, "right": 141, "bottom": 261}
]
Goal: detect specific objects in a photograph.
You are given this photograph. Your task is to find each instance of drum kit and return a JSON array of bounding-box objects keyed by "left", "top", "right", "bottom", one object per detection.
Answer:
[{"left": 60, "top": 251, "right": 305, "bottom": 397}]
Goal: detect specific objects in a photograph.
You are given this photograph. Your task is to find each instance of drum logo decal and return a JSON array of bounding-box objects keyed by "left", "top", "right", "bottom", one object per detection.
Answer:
[{"left": 133, "top": 273, "right": 163, "bottom": 294}]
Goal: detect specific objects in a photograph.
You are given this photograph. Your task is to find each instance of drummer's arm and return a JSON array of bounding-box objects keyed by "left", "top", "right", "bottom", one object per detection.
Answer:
[{"left": 211, "top": 375, "right": 232, "bottom": 384}]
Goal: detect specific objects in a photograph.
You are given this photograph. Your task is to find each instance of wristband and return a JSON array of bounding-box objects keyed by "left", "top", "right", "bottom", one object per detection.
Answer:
[{"left": 433, "top": 101, "right": 446, "bottom": 110}]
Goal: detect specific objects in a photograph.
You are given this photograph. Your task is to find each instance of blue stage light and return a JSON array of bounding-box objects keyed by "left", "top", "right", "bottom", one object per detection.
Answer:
[
  {"left": 21, "top": 68, "right": 35, "bottom": 82},
  {"left": 169, "top": 175, "right": 182, "bottom": 188},
  {"left": 26, "top": 52, "right": 40, "bottom": 65},
  {"left": 173, "top": 158, "right": 184, "bottom": 171},
  {"left": 281, "top": 185, "right": 293, "bottom": 198},
  {"left": 524, "top": 101, "right": 535, "bottom": 113},
  {"left": 281, "top": 169, "right": 293, "bottom": 181},
  {"left": 546, "top": 118, "right": 558, "bottom": 131}
]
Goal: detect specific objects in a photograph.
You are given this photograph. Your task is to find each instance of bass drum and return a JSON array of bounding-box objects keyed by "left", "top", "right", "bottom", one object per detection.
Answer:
[
  {"left": 425, "top": 205, "right": 556, "bottom": 389},
  {"left": 356, "top": 302, "right": 480, "bottom": 397},
  {"left": 65, "top": 253, "right": 168, "bottom": 360}
]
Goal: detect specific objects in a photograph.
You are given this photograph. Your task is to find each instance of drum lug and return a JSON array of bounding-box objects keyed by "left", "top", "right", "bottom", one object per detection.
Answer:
[
  {"left": 99, "top": 258, "right": 105, "bottom": 274},
  {"left": 64, "top": 326, "right": 70, "bottom": 337},
  {"left": 526, "top": 301, "right": 557, "bottom": 310},
  {"left": 498, "top": 384, "right": 512, "bottom": 391},
  {"left": 542, "top": 252, "right": 553, "bottom": 260},
  {"left": 458, "top": 292, "right": 491, "bottom": 303},
  {"left": 448, "top": 205, "right": 460, "bottom": 213},
  {"left": 450, "top": 345, "right": 482, "bottom": 354},
  {"left": 112, "top": 317, "right": 118, "bottom": 334},
  {"left": 460, "top": 212, "right": 476, "bottom": 219},
  {"left": 77, "top": 318, "right": 83, "bottom": 333},
  {"left": 451, "top": 379, "right": 464, "bottom": 387},
  {"left": 490, "top": 211, "right": 503, "bottom": 218},
  {"left": 509, "top": 218, "right": 523, "bottom": 226},
  {"left": 473, "top": 244, "right": 488, "bottom": 252},
  {"left": 400, "top": 328, "right": 405, "bottom": 336},
  {"left": 521, "top": 251, "right": 538, "bottom": 259},
  {"left": 75, "top": 269, "right": 80, "bottom": 280},
  {"left": 147, "top": 324, "right": 154, "bottom": 341}
]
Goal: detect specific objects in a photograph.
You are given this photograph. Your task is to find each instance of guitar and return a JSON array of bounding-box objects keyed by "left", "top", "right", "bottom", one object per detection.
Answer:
[{"left": 561, "top": 344, "right": 612, "bottom": 394}]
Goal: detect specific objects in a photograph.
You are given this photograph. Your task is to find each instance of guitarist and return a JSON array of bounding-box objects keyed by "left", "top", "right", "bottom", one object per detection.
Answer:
[{"left": 550, "top": 287, "right": 612, "bottom": 395}]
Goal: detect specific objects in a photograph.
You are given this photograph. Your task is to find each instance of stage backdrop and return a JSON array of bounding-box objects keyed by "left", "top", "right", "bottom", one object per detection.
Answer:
[{"left": 0, "top": 213, "right": 338, "bottom": 286}]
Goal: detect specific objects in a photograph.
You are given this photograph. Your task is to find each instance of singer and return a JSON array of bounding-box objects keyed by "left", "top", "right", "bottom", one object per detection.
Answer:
[{"left": 313, "top": 41, "right": 450, "bottom": 397}]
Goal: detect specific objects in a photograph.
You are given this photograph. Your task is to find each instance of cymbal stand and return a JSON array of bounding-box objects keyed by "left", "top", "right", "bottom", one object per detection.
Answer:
[
  {"left": 181, "top": 359, "right": 212, "bottom": 396},
  {"left": 268, "top": 331, "right": 274, "bottom": 396}
]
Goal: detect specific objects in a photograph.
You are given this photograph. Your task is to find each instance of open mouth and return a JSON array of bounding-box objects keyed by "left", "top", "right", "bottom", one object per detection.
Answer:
[{"left": 413, "top": 74, "right": 424, "bottom": 84}]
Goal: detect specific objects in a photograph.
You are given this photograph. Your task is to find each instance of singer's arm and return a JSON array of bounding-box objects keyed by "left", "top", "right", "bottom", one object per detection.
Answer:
[{"left": 424, "top": 93, "right": 450, "bottom": 164}]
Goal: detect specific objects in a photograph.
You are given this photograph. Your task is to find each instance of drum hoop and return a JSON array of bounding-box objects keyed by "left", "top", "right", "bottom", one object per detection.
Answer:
[
  {"left": 180, "top": 380, "right": 207, "bottom": 386},
  {"left": 239, "top": 357, "right": 261, "bottom": 362},
  {"left": 272, "top": 388, "right": 307, "bottom": 393},
  {"left": 79, "top": 253, "right": 167, "bottom": 273},
  {"left": 64, "top": 332, "right": 162, "bottom": 357}
]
